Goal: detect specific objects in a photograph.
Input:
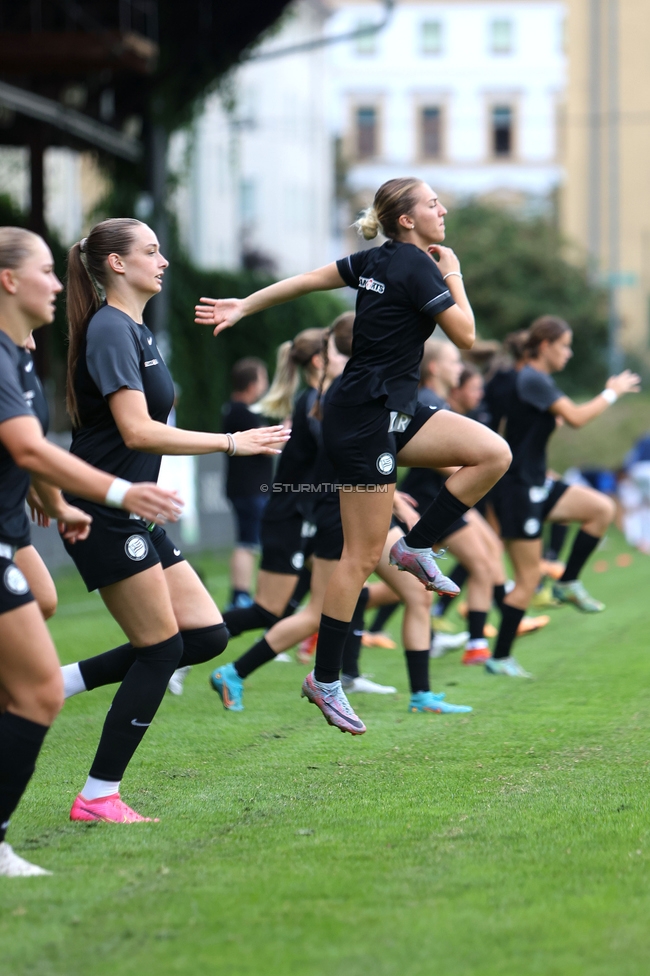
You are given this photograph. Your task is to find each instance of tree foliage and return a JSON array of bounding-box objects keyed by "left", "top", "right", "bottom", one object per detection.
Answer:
[{"left": 444, "top": 204, "right": 608, "bottom": 393}]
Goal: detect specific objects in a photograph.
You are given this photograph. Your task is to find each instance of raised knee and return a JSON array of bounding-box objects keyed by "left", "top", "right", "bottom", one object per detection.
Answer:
[
  {"left": 40, "top": 597, "right": 58, "bottom": 621},
  {"left": 34, "top": 673, "right": 64, "bottom": 724},
  {"left": 494, "top": 440, "right": 512, "bottom": 473}
]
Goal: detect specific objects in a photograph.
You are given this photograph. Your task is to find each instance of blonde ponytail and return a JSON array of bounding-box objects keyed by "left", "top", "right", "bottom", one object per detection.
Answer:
[
  {"left": 355, "top": 206, "right": 381, "bottom": 240},
  {"left": 252, "top": 328, "right": 326, "bottom": 420}
]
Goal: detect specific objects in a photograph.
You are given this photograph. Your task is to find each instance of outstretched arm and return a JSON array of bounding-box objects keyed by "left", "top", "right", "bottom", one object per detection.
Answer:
[
  {"left": 194, "top": 264, "right": 346, "bottom": 336},
  {"left": 551, "top": 370, "right": 640, "bottom": 427}
]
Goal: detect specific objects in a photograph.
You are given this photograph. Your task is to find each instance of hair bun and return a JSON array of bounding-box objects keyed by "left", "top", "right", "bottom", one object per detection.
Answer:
[{"left": 354, "top": 207, "right": 381, "bottom": 241}]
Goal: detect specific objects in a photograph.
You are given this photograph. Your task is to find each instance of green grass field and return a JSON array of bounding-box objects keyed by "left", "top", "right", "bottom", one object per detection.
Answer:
[{"left": 1, "top": 532, "right": 650, "bottom": 976}]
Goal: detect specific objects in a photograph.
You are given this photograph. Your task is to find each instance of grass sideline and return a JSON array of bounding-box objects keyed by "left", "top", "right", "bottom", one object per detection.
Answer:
[{"left": 1, "top": 531, "right": 649, "bottom": 976}]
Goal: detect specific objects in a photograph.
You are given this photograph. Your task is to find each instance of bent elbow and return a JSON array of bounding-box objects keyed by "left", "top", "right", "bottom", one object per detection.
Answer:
[
  {"left": 14, "top": 443, "right": 43, "bottom": 471},
  {"left": 458, "top": 334, "right": 475, "bottom": 351}
]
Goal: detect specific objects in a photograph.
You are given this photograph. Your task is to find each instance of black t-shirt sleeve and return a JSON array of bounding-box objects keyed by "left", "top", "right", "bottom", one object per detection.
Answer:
[
  {"left": 0, "top": 346, "right": 32, "bottom": 424},
  {"left": 86, "top": 316, "right": 144, "bottom": 399},
  {"left": 336, "top": 251, "right": 370, "bottom": 290},
  {"left": 404, "top": 249, "right": 455, "bottom": 317},
  {"left": 517, "top": 369, "right": 562, "bottom": 412}
]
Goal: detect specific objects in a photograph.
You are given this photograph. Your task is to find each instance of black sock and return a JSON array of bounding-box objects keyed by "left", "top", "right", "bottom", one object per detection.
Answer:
[
  {"left": 89, "top": 632, "right": 183, "bottom": 782},
  {"left": 234, "top": 637, "right": 277, "bottom": 679},
  {"left": 284, "top": 567, "right": 312, "bottom": 616},
  {"left": 314, "top": 614, "right": 351, "bottom": 684},
  {"left": 433, "top": 564, "right": 469, "bottom": 617},
  {"left": 342, "top": 588, "right": 369, "bottom": 680},
  {"left": 178, "top": 623, "right": 229, "bottom": 666},
  {"left": 231, "top": 589, "right": 250, "bottom": 604},
  {"left": 546, "top": 523, "right": 568, "bottom": 561},
  {"left": 493, "top": 584, "right": 506, "bottom": 612},
  {"left": 404, "top": 484, "right": 470, "bottom": 549},
  {"left": 223, "top": 603, "right": 278, "bottom": 638},
  {"left": 405, "top": 650, "right": 430, "bottom": 693},
  {"left": 493, "top": 604, "right": 525, "bottom": 660},
  {"left": 369, "top": 602, "right": 400, "bottom": 633},
  {"left": 468, "top": 610, "right": 487, "bottom": 642},
  {"left": 559, "top": 530, "right": 601, "bottom": 582},
  {"left": 0, "top": 713, "right": 49, "bottom": 843}
]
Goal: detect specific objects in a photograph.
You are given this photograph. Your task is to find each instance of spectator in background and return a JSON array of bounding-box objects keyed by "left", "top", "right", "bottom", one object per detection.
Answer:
[{"left": 222, "top": 357, "right": 273, "bottom": 609}]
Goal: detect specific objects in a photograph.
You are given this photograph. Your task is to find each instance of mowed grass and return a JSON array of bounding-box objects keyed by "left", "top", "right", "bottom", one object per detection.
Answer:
[{"left": 1, "top": 531, "right": 650, "bottom": 976}]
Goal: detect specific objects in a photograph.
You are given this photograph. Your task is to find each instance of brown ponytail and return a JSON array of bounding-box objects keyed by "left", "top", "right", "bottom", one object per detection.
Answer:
[{"left": 66, "top": 217, "right": 142, "bottom": 426}]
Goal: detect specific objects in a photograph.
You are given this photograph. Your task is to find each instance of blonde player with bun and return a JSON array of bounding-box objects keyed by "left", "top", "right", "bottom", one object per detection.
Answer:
[{"left": 197, "top": 178, "right": 511, "bottom": 734}]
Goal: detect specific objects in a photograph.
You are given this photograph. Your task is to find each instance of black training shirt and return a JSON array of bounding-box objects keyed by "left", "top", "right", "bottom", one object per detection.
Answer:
[
  {"left": 264, "top": 387, "right": 320, "bottom": 522},
  {"left": 70, "top": 303, "right": 174, "bottom": 483},
  {"left": 222, "top": 400, "right": 274, "bottom": 499},
  {"left": 483, "top": 368, "right": 517, "bottom": 432},
  {"left": 18, "top": 348, "right": 49, "bottom": 435},
  {"left": 333, "top": 240, "right": 456, "bottom": 416},
  {"left": 0, "top": 331, "right": 36, "bottom": 544},
  {"left": 504, "top": 365, "right": 563, "bottom": 486}
]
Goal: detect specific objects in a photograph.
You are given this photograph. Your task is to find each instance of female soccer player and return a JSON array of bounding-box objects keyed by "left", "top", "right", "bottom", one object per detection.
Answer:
[
  {"left": 487, "top": 315, "right": 640, "bottom": 676},
  {"left": 197, "top": 178, "right": 511, "bottom": 733},
  {"left": 59, "top": 218, "right": 287, "bottom": 822},
  {"left": 0, "top": 226, "right": 180, "bottom": 875}
]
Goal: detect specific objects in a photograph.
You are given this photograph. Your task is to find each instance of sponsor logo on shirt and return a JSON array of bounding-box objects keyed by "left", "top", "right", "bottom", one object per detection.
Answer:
[
  {"left": 376, "top": 453, "right": 395, "bottom": 475},
  {"left": 125, "top": 534, "right": 149, "bottom": 561},
  {"left": 4, "top": 565, "right": 29, "bottom": 595},
  {"left": 144, "top": 359, "right": 159, "bottom": 367},
  {"left": 359, "top": 276, "right": 385, "bottom": 294},
  {"left": 147, "top": 336, "right": 153, "bottom": 345},
  {"left": 24, "top": 360, "right": 33, "bottom": 373}
]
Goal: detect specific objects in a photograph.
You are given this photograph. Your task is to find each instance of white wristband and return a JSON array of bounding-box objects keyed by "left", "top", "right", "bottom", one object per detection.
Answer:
[
  {"left": 105, "top": 477, "right": 132, "bottom": 508},
  {"left": 600, "top": 388, "right": 618, "bottom": 405},
  {"left": 443, "top": 271, "right": 463, "bottom": 281}
]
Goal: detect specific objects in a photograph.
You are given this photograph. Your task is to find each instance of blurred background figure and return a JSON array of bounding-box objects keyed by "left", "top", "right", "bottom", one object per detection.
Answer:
[{"left": 222, "top": 357, "right": 272, "bottom": 609}]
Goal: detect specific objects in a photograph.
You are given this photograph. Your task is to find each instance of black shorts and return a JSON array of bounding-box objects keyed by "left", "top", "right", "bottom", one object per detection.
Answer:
[
  {"left": 322, "top": 398, "right": 439, "bottom": 486},
  {"left": 312, "top": 497, "right": 344, "bottom": 561},
  {"left": 62, "top": 500, "right": 185, "bottom": 592},
  {"left": 229, "top": 494, "right": 268, "bottom": 550},
  {"left": 495, "top": 478, "right": 569, "bottom": 540},
  {"left": 0, "top": 551, "right": 35, "bottom": 615},
  {"left": 260, "top": 513, "right": 314, "bottom": 575}
]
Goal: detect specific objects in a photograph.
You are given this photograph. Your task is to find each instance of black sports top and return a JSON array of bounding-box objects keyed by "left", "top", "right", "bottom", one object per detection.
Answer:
[
  {"left": 504, "top": 365, "right": 563, "bottom": 487},
  {"left": 18, "top": 348, "right": 49, "bottom": 436},
  {"left": 0, "top": 331, "right": 37, "bottom": 544},
  {"left": 264, "top": 387, "right": 320, "bottom": 522},
  {"left": 399, "top": 388, "right": 449, "bottom": 506},
  {"left": 221, "top": 400, "right": 274, "bottom": 499},
  {"left": 70, "top": 303, "right": 174, "bottom": 483},
  {"left": 483, "top": 368, "right": 518, "bottom": 432},
  {"left": 333, "top": 240, "right": 456, "bottom": 415}
]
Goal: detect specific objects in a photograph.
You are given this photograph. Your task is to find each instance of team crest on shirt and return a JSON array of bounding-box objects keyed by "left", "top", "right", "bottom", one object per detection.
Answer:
[
  {"left": 359, "top": 276, "right": 385, "bottom": 294},
  {"left": 291, "top": 551, "right": 305, "bottom": 571},
  {"left": 529, "top": 485, "right": 549, "bottom": 503},
  {"left": 125, "top": 534, "right": 149, "bottom": 561},
  {"left": 376, "top": 453, "right": 395, "bottom": 475},
  {"left": 4, "top": 565, "right": 29, "bottom": 595},
  {"left": 523, "top": 518, "right": 540, "bottom": 536}
]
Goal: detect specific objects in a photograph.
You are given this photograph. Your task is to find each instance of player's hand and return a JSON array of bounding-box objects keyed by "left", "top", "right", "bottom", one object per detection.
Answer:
[
  {"left": 392, "top": 490, "right": 420, "bottom": 531},
  {"left": 57, "top": 504, "right": 93, "bottom": 543},
  {"left": 230, "top": 426, "right": 291, "bottom": 457},
  {"left": 27, "top": 486, "right": 51, "bottom": 527},
  {"left": 194, "top": 297, "right": 245, "bottom": 336},
  {"left": 123, "top": 484, "right": 184, "bottom": 525},
  {"left": 427, "top": 245, "right": 461, "bottom": 277},
  {"left": 606, "top": 370, "right": 641, "bottom": 397}
]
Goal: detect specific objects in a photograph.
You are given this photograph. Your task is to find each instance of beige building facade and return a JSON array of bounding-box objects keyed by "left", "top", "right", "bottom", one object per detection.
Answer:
[{"left": 562, "top": 0, "right": 650, "bottom": 360}]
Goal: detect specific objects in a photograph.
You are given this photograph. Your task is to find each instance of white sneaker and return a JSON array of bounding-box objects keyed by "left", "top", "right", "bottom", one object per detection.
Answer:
[
  {"left": 167, "top": 665, "right": 191, "bottom": 696},
  {"left": 0, "top": 842, "right": 51, "bottom": 877},
  {"left": 430, "top": 630, "right": 470, "bottom": 658},
  {"left": 273, "top": 652, "right": 292, "bottom": 663},
  {"left": 341, "top": 675, "right": 397, "bottom": 694}
]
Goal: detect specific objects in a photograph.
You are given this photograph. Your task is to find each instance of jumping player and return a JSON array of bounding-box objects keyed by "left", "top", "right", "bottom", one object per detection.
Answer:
[
  {"left": 0, "top": 226, "right": 180, "bottom": 875},
  {"left": 58, "top": 218, "right": 287, "bottom": 822},
  {"left": 488, "top": 315, "right": 639, "bottom": 676}
]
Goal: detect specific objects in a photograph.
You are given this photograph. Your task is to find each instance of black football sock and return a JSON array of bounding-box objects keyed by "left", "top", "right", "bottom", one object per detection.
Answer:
[
  {"left": 178, "top": 623, "right": 229, "bottom": 666},
  {"left": 546, "top": 523, "right": 568, "bottom": 562},
  {"left": 233, "top": 637, "right": 277, "bottom": 679},
  {"left": 341, "top": 588, "right": 370, "bottom": 680},
  {"left": 223, "top": 603, "right": 279, "bottom": 637},
  {"left": 404, "top": 484, "right": 470, "bottom": 549},
  {"left": 368, "top": 602, "right": 400, "bottom": 633},
  {"left": 493, "top": 584, "right": 506, "bottom": 612},
  {"left": 231, "top": 589, "right": 250, "bottom": 605},
  {"left": 432, "top": 564, "right": 469, "bottom": 617},
  {"left": 89, "top": 632, "right": 183, "bottom": 782},
  {"left": 283, "top": 567, "right": 312, "bottom": 616},
  {"left": 79, "top": 643, "right": 136, "bottom": 691},
  {"left": 0, "top": 712, "right": 49, "bottom": 843},
  {"left": 492, "top": 604, "right": 525, "bottom": 660},
  {"left": 559, "top": 530, "right": 601, "bottom": 582},
  {"left": 314, "top": 614, "right": 351, "bottom": 684},
  {"left": 468, "top": 610, "right": 487, "bottom": 642},
  {"left": 405, "top": 650, "right": 430, "bottom": 694}
]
